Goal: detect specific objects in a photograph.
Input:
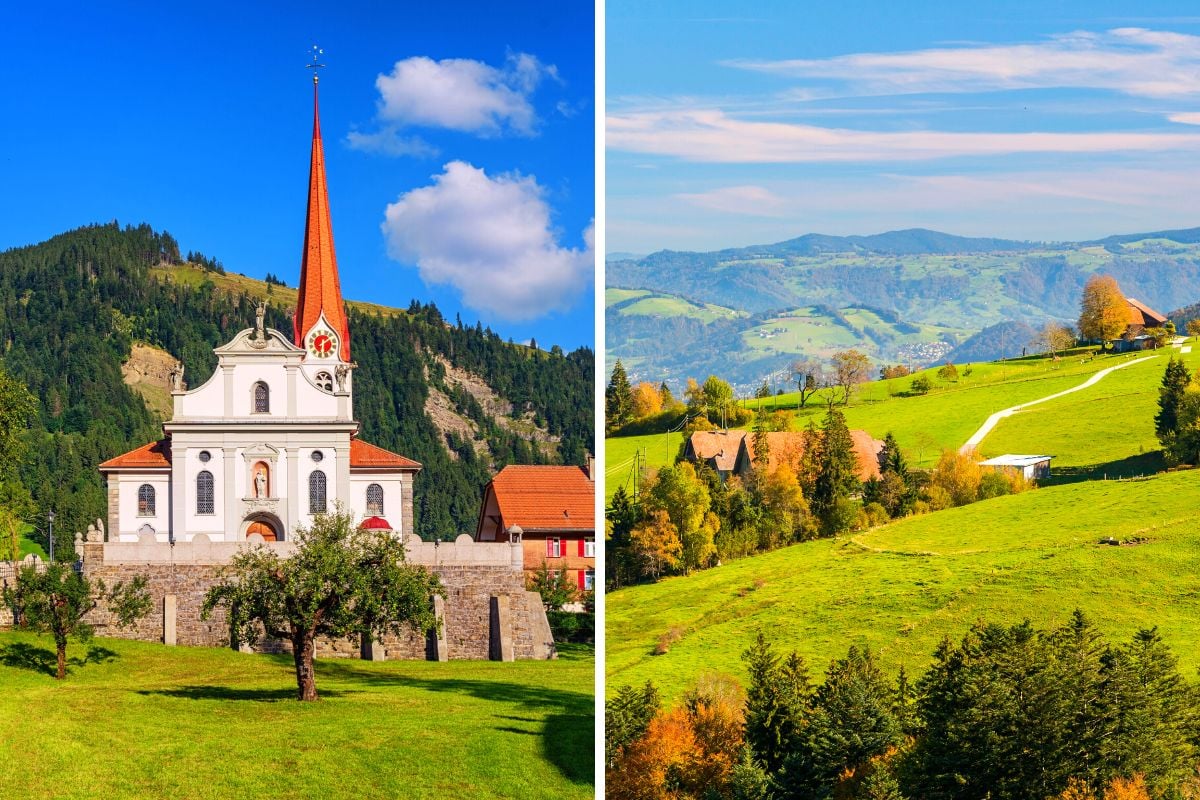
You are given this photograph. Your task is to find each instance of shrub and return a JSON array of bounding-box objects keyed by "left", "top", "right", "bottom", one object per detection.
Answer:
[
  {"left": 861, "top": 502, "right": 891, "bottom": 528},
  {"left": 909, "top": 375, "right": 932, "bottom": 394},
  {"left": 547, "top": 610, "right": 594, "bottom": 644},
  {"left": 937, "top": 361, "right": 959, "bottom": 381}
]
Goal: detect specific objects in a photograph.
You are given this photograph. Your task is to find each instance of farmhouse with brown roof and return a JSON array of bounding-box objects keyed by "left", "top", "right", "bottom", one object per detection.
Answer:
[
  {"left": 683, "top": 430, "right": 746, "bottom": 478},
  {"left": 732, "top": 430, "right": 884, "bottom": 482}
]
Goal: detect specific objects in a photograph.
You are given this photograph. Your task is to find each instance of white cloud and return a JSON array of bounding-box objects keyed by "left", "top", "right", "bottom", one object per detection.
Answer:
[
  {"left": 726, "top": 28, "right": 1200, "bottom": 99},
  {"left": 607, "top": 108, "right": 1200, "bottom": 163},
  {"left": 1169, "top": 112, "right": 1200, "bottom": 125},
  {"left": 345, "top": 128, "right": 439, "bottom": 157},
  {"left": 675, "top": 185, "right": 790, "bottom": 216},
  {"left": 381, "top": 161, "right": 593, "bottom": 321},
  {"left": 373, "top": 53, "right": 556, "bottom": 136}
]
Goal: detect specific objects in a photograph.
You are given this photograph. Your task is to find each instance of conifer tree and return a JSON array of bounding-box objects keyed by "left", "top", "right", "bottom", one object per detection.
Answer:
[
  {"left": 743, "top": 632, "right": 810, "bottom": 774},
  {"left": 604, "top": 680, "right": 661, "bottom": 767},
  {"left": 812, "top": 408, "right": 860, "bottom": 533},
  {"left": 1154, "top": 356, "right": 1191, "bottom": 443},
  {"left": 658, "top": 381, "right": 676, "bottom": 409},
  {"left": 605, "top": 359, "right": 634, "bottom": 434}
]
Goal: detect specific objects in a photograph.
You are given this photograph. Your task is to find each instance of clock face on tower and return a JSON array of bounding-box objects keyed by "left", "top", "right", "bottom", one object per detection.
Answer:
[{"left": 307, "top": 329, "right": 336, "bottom": 359}]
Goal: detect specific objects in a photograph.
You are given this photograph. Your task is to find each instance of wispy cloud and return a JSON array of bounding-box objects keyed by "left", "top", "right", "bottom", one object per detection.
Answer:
[
  {"left": 345, "top": 128, "right": 439, "bottom": 157},
  {"left": 725, "top": 28, "right": 1200, "bottom": 99},
  {"left": 608, "top": 109, "right": 1200, "bottom": 163},
  {"left": 675, "top": 185, "right": 791, "bottom": 216}
]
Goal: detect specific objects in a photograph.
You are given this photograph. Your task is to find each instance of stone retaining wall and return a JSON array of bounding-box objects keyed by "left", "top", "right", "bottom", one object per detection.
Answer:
[
  {"left": 0, "top": 556, "right": 48, "bottom": 627},
  {"left": 76, "top": 531, "right": 554, "bottom": 661}
]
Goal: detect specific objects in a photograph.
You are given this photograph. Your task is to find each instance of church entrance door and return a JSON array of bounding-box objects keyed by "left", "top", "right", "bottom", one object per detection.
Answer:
[{"left": 247, "top": 521, "right": 277, "bottom": 541}]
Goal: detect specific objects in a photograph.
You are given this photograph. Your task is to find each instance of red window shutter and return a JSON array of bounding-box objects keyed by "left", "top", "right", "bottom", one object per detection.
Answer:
[
  {"left": 546, "top": 538, "right": 553, "bottom": 557},
  {"left": 577, "top": 539, "right": 585, "bottom": 557},
  {"left": 577, "top": 570, "right": 585, "bottom": 590}
]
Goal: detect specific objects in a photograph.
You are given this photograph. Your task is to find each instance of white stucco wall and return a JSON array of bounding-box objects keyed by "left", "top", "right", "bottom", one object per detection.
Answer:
[
  {"left": 115, "top": 473, "right": 170, "bottom": 540},
  {"left": 349, "top": 473, "right": 403, "bottom": 532}
]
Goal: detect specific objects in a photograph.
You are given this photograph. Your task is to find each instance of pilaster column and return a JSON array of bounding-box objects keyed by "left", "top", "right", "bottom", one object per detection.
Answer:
[{"left": 223, "top": 447, "right": 237, "bottom": 541}]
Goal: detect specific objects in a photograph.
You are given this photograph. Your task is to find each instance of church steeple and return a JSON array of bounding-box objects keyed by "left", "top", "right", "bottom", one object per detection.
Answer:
[{"left": 294, "top": 70, "right": 351, "bottom": 362}]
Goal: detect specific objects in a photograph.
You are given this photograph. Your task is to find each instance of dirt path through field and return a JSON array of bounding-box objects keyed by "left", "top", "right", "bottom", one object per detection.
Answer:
[{"left": 959, "top": 354, "right": 1159, "bottom": 454}]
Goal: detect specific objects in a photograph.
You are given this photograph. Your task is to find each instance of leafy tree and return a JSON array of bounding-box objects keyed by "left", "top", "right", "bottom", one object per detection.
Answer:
[
  {"left": 936, "top": 362, "right": 958, "bottom": 381},
  {"left": 605, "top": 680, "right": 661, "bottom": 767},
  {"left": 755, "top": 464, "right": 811, "bottom": 547},
  {"left": 528, "top": 560, "right": 576, "bottom": 611},
  {"left": 605, "top": 360, "right": 635, "bottom": 433},
  {"left": 831, "top": 349, "right": 871, "bottom": 405},
  {"left": 202, "top": 508, "right": 443, "bottom": 701},
  {"left": 1038, "top": 322, "right": 1076, "bottom": 357},
  {"left": 703, "top": 375, "right": 735, "bottom": 425},
  {"left": 1186, "top": 319, "right": 1200, "bottom": 339},
  {"left": 632, "top": 381, "right": 663, "bottom": 419},
  {"left": 3, "top": 561, "right": 150, "bottom": 679},
  {"left": 792, "top": 358, "right": 829, "bottom": 408},
  {"left": 644, "top": 462, "right": 714, "bottom": 573},
  {"left": 1078, "top": 274, "right": 1129, "bottom": 350},
  {"left": 629, "top": 509, "right": 682, "bottom": 580},
  {"left": 908, "top": 375, "right": 932, "bottom": 395},
  {"left": 658, "top": 381, "right": 677, "bottom": 410}
]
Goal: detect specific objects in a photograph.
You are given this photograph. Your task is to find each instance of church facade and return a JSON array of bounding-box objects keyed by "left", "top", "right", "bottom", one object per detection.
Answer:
[{"left": 100, "top": 80, "right": 418, "bottom": 543}]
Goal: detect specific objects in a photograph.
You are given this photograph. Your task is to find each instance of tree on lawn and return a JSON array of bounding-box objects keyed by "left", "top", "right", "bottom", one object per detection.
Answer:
[
  {"left": 1078, "top": 275, "right": 1129, "bottom": 351},
  {"left": 1154, "top": 356, "right": 1191, "bottom": 444},
  {"left": 1187, "top": 319, "right": 1200, "bottom": 339},
  {"left": 606, "top": 360, "right": 635, "bottom": 433},
  {"left": 3, "top": 562, "right": 150, "bottom": 679},
  {"left": 831, "top": 350, "right": 871, "bottom": 405},
  {"left": 1037, "top": 322, "right": 1076, "bottom": 358},
  {"left": 202, "top": 507, "right": 443, "bottom": 701},
  {"left": 792, "top": 358, "right": 829, "bottom": 409},
  {"left": 528, "top": 560, "right": 577, "bottom": 611}
]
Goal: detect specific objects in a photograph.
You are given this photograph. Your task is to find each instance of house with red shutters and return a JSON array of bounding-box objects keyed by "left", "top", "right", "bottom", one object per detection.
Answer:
[{"left": 475, "top": 463, "right": 596, "bottom": 594}]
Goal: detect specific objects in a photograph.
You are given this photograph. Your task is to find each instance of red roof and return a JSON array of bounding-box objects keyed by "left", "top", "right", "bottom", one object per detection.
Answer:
[
  {"left": 1126, "top": 297, "right": 1168, "bottom": 328},
  {"left": 99, "top": 439, "right": 172, "bottom": 470},
  {"left": 487, "top": 465, "right": 595, "bottom": 532},
  {"left": 350, "top": 438, "right": 421, "bottom": 470},
  {"left": 359, "top": 515, "right": 393, "bottom": 530},
  {"left": 294, "top": 80, "right": 351, "bottom": 361}
]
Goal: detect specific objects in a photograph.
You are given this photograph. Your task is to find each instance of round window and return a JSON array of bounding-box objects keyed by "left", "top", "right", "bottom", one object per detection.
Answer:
[
  {"left": 311, "top": 450, "right": 324, "bottom": 463},
  {"left": 198, "top": 451, "right": 211, "bottom": 463}
]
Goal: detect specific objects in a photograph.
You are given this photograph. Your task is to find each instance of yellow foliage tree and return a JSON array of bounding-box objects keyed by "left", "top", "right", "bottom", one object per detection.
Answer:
[
  {"left": 1078, "top": 274, "right": 1129, "bottom": 350},
  {"left": 929, "top": 449, "right": 983, "bottom": 507},
  {"left": 630, "top": 509, "right": 683, "bottom": 580},
  {"left": 632, "top": 381, "right": 664, "bottom": 419},
  {"left": 1102, "top": 775, "right": 1150, "bottom": 800}
]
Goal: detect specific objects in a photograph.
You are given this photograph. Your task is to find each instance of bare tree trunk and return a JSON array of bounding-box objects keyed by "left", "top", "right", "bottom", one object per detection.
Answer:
[
  {"left": 55, "top": 639, "right": 66, "bottom": 680},
  {"left": 292, "top": 631, "right": 318, "bottom": 701}
]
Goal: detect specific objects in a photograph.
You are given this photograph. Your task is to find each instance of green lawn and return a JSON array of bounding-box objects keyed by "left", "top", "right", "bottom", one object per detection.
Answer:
[
  {"left": 606, "top": 469, "right": 1200, "bottom": 703},
  {"left": 980, "top": 346, "right": 1200, "bottom": 474},
  {"left": 604, "top": 431, "right": 685, "bottom": 502},
  {"left": 0, "top": 633, "right": 593, "bottom": 800},
  {"left": 17, "top": 523, "right": 47, "bottom": 559}
]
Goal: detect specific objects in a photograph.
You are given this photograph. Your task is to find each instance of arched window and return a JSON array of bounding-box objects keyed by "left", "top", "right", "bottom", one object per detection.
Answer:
[
  {"left": 366, "top": 483, "right": 384, "bottom": 515},
  {"left": 197, "top": 471, "right": 214, "bottom": 514},
  {"left": 309, "top": 470, "right": 327, "bottom": 514},
  {"left": 137, "top": 484, "right": 155, "bottom": 516},
  {"left": 315, "top": 371, "right": 333, "bottom": 392},
  {"left": 253, "top": 381, "right": 269, "bottom": 413}
]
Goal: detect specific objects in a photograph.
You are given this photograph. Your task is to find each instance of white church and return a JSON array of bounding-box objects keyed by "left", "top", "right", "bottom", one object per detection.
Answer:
[{"left": 100, "top": 78, "right": 418, "bottom": 543}]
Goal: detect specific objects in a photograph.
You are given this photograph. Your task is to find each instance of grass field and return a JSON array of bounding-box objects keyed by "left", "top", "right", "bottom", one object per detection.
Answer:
[
  {"left": 979, "top": 346, "right": 1200, "bottom": 474},
  {"left": 605, "top": 432, "right": 684, "bottom": 502},
  {"left": 606, "top": 469, "right": 1200, "bottom": 703},
  {"left": 0, "top": 633, "right": 593, "bottom": 799}
]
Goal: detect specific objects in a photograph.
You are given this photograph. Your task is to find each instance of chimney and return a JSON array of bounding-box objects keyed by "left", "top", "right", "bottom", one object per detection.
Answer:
[{"left": 585, "top": 455, "right": 595, "bottom": 482}]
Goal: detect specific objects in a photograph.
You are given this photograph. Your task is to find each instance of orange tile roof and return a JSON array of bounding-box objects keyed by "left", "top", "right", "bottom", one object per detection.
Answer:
[
  {"left": 99, "top": 439, "right": 172, "bottom": 470},
  {"left": 740, "top": 430, "right": 883, "bottom": 482},
  {"left": 687, "top": 430, "right": 746, "bottom": 472},
  {"left": 1126, "top": 297, "right": 1167, "bottom": 328},
  {"left": 350, "top": 438, "right": 421, "bottom": 470},
  {"left": 294, "top": 80, "right": 351, "bottom": 361},
  {"left": 488, "top": 465, "right": 595, "bottom": 532}
]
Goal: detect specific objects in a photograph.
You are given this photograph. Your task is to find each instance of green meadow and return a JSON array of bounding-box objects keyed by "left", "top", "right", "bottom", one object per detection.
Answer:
[
  {"left": 0, "top": 634, "right": 593, "bottom": 800},
  {"left": 606, "top": 470, "right": 1200, "bottom": 704}
]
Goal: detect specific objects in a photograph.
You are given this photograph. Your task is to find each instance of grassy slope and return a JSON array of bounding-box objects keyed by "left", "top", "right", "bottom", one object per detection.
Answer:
[
  {"left": 0, "top": 633, "right": 593, "bottom": 800},
  {"left": 980, "top": 346, "right": 1200, "bottom": 473},
  {"left": 605, "top": 431, "right": 687, "bottom": 502},
  {"left": 606, "top": 470, "right": 1200, "bottom": 703}
]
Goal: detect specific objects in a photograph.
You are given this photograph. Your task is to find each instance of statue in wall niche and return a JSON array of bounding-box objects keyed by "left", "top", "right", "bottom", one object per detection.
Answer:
[
  {"left": 254, "top": 467, "right": 268, "bottom": 498},
  {"left": 255, "top": 301, "right": 266, "bottom": 339},
  {"left": 170, "top": 363, "right": 185, "bottom": 392},
  {"left": 335, "top": 363, "right": 350, "bottom": 392}
]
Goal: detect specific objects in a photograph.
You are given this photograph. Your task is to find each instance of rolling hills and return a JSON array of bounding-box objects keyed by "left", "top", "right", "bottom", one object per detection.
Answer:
[{"left": 607, "top": 225, "right": 1200, "bottom": 389}]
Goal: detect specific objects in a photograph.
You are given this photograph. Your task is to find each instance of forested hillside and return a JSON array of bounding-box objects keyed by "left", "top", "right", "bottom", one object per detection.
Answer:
[{"left": 0, "top": 223, "right": 593, "bottom": 553}]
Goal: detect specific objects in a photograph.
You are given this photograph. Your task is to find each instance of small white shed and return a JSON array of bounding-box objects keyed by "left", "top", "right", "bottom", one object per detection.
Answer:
[{"left": 978, "top": 454, "right": 1052, "bottom": 481}]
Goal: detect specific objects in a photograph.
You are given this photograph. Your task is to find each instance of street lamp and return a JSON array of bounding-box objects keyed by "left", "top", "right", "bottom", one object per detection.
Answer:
[{"left": 47, "top": 510, "right": 55, "bottom": 562}]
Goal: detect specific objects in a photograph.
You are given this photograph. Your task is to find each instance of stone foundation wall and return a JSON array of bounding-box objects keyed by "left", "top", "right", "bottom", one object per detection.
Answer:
[
  {"left": 76, "top": 535, "right": 554, "bottom": 661},
  {"left": 0, "top": 556, "right": 48, "bottom": 627}
]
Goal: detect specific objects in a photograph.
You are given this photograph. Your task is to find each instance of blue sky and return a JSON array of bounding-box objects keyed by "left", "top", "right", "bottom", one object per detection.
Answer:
[
  {"left": 607, "top": 0, "right": 1200, "bottom": 254},
  {"left": 0, "top": 1, "right": 594, "bottom": 350}
]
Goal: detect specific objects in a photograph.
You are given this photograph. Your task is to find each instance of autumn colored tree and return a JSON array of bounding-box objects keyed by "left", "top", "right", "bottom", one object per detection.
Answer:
[
  {"left": 1187, "top": 319, "right": 1200, "bottom": 339},
  {"left": 1078, "top": 275, "right": 1129, "bottom": 350},
  {"left": 928, "top": 449, "right": 983, "bottom": 507},
  {"left": 756, "top": 463, "right": 812, "bottom": 546},
  {"left": 3, "top": 562, "right": 150, "bottom": 679},
  {"left": 1038, "top": 322, "right": 1077, "bottom": 357},
  {"left": 936, "top": 361, "right": 959, "bottom": 381},
  {"left": 645, "top": 462, "right": 715, "bottom": 573},
  {"left": 831, "top": 349, "right": 871, "bottom": 405},
  {"left": 658, "top": 381, "right": 679, "bottom": 410},
  {"left": 629, "top": 509, "right": 683, "bottom": 580},
  {"left": 607, "top": 708, "right": 698, "bottom": 800},
  {"left": 632, "top": 381, "right": 664, "bottom": 419}
]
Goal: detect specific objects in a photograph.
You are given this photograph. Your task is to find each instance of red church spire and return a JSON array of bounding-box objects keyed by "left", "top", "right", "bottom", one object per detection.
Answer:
[{"left": 294, "top": 69, "right": 351, "bottom": 361}]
